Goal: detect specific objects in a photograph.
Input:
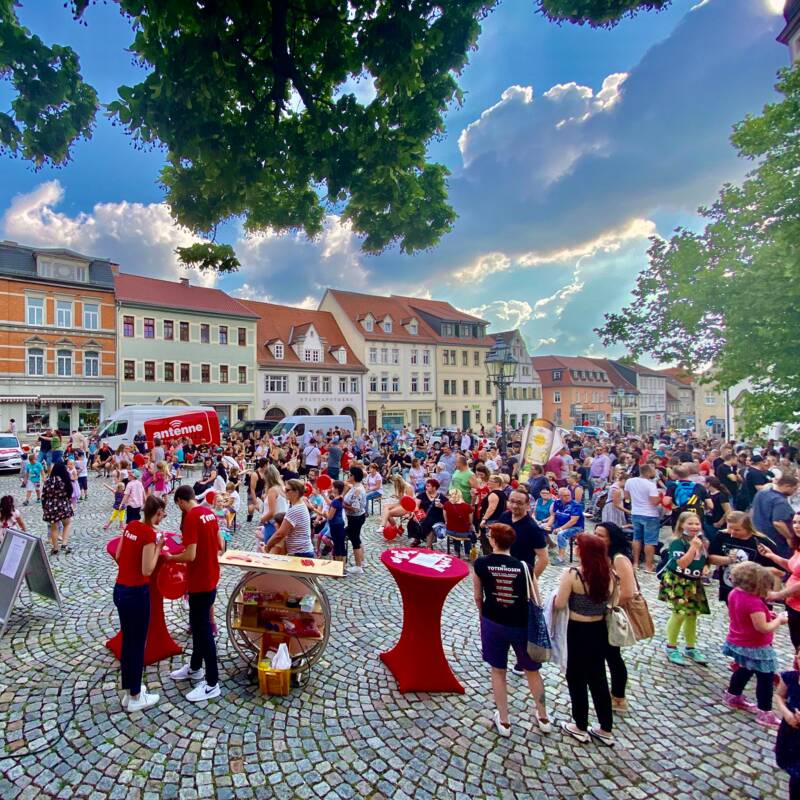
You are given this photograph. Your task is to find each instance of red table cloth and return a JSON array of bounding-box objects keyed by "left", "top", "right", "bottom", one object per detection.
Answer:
[
  {"left": 380, "top": 547, "right": 469, "bottom": 693},
  {"left": 105, "top": 532, "right": 184, "bottom": 665}
]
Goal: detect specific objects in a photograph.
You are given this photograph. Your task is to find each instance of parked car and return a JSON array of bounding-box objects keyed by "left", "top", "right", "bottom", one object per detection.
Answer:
[
  {"left": 426, "top": 427, "right": 458, "bottom": 445},
  {"left": 572, "top": 425, "right": 610, "bottom": 438},
  {"left": 0, "top": 434, "right": 25, "bottom": 473},
  {"left": 229, "top": 419, "right": 276, "bottom": 438}
]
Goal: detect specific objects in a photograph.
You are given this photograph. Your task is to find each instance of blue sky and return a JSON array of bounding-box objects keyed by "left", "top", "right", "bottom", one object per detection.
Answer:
[{"left": 1, "top": 0, "right": 789, "bottom": 357}]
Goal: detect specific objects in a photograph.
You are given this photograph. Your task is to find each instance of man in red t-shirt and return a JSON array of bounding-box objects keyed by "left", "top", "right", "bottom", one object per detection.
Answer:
[{"left": 168, "top": 485, "right": 223, "bottom": 702}]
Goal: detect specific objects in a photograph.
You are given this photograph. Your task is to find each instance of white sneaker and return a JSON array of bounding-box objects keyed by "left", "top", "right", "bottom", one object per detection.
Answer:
[
  {"left": 493, "top": 710, "right": 511, "bottom": 737},
  {"left": 186, "top": 681, "right": 221, "bottom": 703},
  {"left": 170, "top": 664, "right": 204, "bottom": 681},
  {"left": 348, "top": 565, "right": 364, "bottom": 575},
  {"left": 127, "top": 691, "right": 159, "bottom": 712},
  {"left": 121, "top": 683, "right": 147, "bottom": 709}
]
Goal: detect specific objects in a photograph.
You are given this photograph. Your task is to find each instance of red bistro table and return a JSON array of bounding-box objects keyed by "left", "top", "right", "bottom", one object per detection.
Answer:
[
  {"left": 380, "top": 547, "right": 469, "bottom": 693},
  {"left": 105, "top": 532, "right": 184, "bottom": 665}
]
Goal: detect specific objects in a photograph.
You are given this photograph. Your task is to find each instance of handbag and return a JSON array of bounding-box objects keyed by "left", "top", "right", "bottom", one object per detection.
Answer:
[
  {"left": 606, "top": 574, "right": 637, "bottom": 648},
  {"left": 620, "top": 567, "right": 655, "bottom": 641},
  {"left": 522, "top": 562, "right": 552, "bottom": 663}
]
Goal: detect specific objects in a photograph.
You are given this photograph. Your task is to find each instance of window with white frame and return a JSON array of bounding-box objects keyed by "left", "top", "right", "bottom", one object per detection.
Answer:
[
  {"left": 380, "top": 348, "right": 388, "bottom": 364},
  {"left": 310, "top": 376, "right": 320, "bottom": 393},
  {"left": 266, "top": 375, "right": 288, "bottom": 393},
  {"left": 273, "top": 342, "right": 284, "bottom": 359},
  {"left": 369, "top": 376, "right": 377, "bottom": 392},
  {"left": 409, "top": 321, "right": 418, "bottom": 335},
  {"left": 410, "top": 349, "right": 418, "bottom": 365},
  {"left": 27, "top": 348, "right": 44, "bottom": 375},
  {"left": 56, "top": 300, "right": 72, "bottom": 328},
  {"left": 26, "top": 297, "right": 44, "bottom": 326},
  {"left": 298, "top": 376, "right": 307, "bottom": 393},
  {"left": 83, "top": 303, "right": 99, "bottom": 330},
  {"left": 339, "top": 376, "right": 347, "bottom": 394},
  {"left": 411, "top": 374, "right": 418, "bottom": 393},
  {"left": 391, "top": 348, "right": 399, "bottom": 364},
  {"left": 423, "top": 374, "right": 430, "bottom": 393},
  {"left": 383, "top": 317, "right": 393, "bottom": 333},
  {"left": 363, "top": 317, "right": 373, "bottom": 332},
  {"left": 704, "top": 392, "right": 717, "bottom": 405},
  {"left": 322, "top": 376, "right": 331, "bottom": 394},
  {"left": 304, "top": 348, "right": 321, "bottom": 363},
  {"left": 392, "top": 375, "right": 400, "bottom": 393},
  {"left": 37, "top": 259, "right": 87, "bottom": 282},
  {"left": 554, "top": 390, "right": 561, "bottom": 403},
  {"left": 422, "top": 349, "right": 430, "bottom": 366},
  {"left": 380, "top": 374, "right": 388, "bottom": 392},
  {"left": 57, "top": 349, "right": 73, "bottom": 376},
  {"left": 369, "top": 347, "right": 378, "bottom": 364},
  {"left": 84, "top": 351, "right": 99, "bottom": 377},
  {"left": 442, "top": 323, "right": 454, "bottom": 336},
  {"left": 443, "top": 350, "right": 450, "bottom": 366},
  {"left": 350, "top": 377, "right": 358, "bottom": 394}
]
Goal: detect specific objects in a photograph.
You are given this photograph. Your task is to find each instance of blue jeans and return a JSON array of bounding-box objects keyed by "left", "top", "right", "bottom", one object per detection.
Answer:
[
  {"left": 113, "top": 583, "right": 150, "bottom": 696},
  {"left": 631, "top": 515, "right": 660, "bottom": 546},
  {"left": 188, "top": 590, "right": 218, "bottom": 686},
  {"left": 366, "top": 490, "right": 382, "bottom": 502},
  {"left": 557, "top": 526, "right": 583, "bottom": 550}
]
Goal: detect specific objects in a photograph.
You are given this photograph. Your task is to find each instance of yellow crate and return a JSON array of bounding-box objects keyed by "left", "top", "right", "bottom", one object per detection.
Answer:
[{"left": 257, "top": 661, "right": 290, "bottom": 696}]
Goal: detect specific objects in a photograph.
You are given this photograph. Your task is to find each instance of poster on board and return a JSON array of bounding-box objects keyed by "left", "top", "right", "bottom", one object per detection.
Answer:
[{"left": 518, "top": 418, "right": 565, "bottom": 485}]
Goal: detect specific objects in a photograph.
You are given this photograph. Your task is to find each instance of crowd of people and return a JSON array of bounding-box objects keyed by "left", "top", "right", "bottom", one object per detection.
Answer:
[{"left": 2, "top": 421, "right": 800, "bottom": 795}]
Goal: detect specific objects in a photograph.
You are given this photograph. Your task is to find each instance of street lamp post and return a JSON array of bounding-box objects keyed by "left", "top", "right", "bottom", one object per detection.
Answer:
[
  {"left": 613, "top": 388, "right": 625, "bottom": 433},
  {"left": 485, "top": 339, "right": 519, "bottom": 455}
]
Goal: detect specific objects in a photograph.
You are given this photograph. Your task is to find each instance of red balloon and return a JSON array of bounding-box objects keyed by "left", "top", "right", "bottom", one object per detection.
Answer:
[
  {"left": 316, "top": 474, "right": 333, "bottom": 491},
  {"left": 304, "top": 482, "right": 313, "bottom": 497},
  {"left": 157, "top": 562, "right": 188, "bottom": 600},
  {"left": 204, "top": 491, "right": 215, "bottom": 505},
  {"left": 383, "top": 525, "right": 400, "bottom": 541},
  {"left": 399, "top": 495, "right": 416, "bottom": 513},
  {"left": 511, "top": 479, "right": 519, "bottom": 489}
]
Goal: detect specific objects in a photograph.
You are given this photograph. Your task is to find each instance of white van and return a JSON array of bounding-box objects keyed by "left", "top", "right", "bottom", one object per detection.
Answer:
[
  {"left": 271, "top": 415, "right": 354, "bottom": 441},
  {"left": 96, "top": 405, "right": 219, "bottom": 450}
]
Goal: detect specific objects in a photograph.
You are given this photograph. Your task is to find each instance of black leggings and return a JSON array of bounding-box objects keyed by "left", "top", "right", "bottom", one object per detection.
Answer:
[
  {"left": 728, "top": 667, "right": 773, "bottom": 711},
  {"left": 604, "top": 642, "right": 628, "bottom": 699},
  {"left": 788, "top": 607, "right": 800, "bottom": 650},
  {"left": 566, "top": 619, "right": 613, "bottom": 732},
  {"left": 346, "top": 514, "right": 366, "bottom": 550}
]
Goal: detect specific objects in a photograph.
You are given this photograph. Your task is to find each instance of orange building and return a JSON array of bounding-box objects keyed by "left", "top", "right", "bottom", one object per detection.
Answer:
[
  {"left": 531, "top": 355, "right": 619, "bottom": 428},
  {"left": 0, "top": 242, "right": 117, "bottom": 436}
]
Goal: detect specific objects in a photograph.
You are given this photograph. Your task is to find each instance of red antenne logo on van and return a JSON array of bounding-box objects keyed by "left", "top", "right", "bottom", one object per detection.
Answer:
[{"left": 144, "top": 411, "right": 220, "bottom": 446}]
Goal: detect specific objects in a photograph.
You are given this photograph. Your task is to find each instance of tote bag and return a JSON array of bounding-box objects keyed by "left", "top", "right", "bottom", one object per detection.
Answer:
[
  {"left": 620, "top": 568, "right": 655, "bottom": 641},
  {"left": 522, "top": 562, "right": 552, "bottom": 663},
  {"left": 606, "top": 574, "right": 637, "bottom": 648}
]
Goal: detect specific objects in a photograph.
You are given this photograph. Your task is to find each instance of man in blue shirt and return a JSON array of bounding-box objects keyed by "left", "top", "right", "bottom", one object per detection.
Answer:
[
  {"left": 552, "top": 486, "right": 584, "bottom": 565},
  {"left": 752, "top": 475, "right": 798, "bottom": 557}
]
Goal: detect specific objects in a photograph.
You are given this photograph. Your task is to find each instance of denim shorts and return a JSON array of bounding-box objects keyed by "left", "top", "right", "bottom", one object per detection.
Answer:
[
  {"left": 480, "top": 616, "right": 541, "bottom": 672},
  {"left": 631, "top": 514, "right": 661, "bottom": 546}
]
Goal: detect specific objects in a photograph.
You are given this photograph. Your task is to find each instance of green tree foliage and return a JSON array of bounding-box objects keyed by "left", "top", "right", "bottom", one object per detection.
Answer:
[
  {"left": 597, "top": 66, "right": 800, "bottom": 435},
  {"left": 1, "top": 0, "right": 668, "bottom": 270}
]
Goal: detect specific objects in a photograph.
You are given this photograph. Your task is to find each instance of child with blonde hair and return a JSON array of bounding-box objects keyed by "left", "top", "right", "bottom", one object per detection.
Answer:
[
  {"left": 153, "top": 461, "right": 170, "bottom": 499},
  {"left": 722, "top": 561, "right": 787, "bottom": 728},
  {"left": 102, "top": 482, "right": 126, "bottom": 531},
  {"left": 659, "top": 511, "right": 711, "bottom": 665}
]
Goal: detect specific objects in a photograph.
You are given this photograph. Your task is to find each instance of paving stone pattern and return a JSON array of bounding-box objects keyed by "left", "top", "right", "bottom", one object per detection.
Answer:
[{"left": 0, "top": 473, "right": 789, "bottom": 799}]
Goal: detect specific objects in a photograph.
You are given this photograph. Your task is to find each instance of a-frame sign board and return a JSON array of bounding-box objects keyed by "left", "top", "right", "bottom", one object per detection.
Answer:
[{"left": 0, "top": 527, "right": 62, "bottom": 638}]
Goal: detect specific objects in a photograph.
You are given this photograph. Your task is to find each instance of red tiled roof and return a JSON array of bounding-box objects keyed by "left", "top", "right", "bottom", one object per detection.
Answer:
[
  {"left": 588, "top": 358, "right": 638, "bottom": 393},
  {"left": 240, "top": 300, "right": 366, "bottom": 370},
  {"left": 114, "top": 273, "right": 257, "bottom": 318},
  {"left": 392, "top": 294, "right": 485, "bottom": 323},
  {"left": 326, "top": 290, "right": 438, "bottom": 343},
  {"left": 532, "top": 355, "right": 616, "bottom": 388},
  {"left": 656, "top": 367, "right": 694, "bottom": 386}
]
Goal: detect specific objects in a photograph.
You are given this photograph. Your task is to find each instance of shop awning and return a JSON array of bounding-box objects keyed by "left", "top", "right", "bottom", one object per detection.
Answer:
[
  {"left": 0, "top": 396, "right": 37, "bottom": 403},
  {"left": 38, "top": 397, "right": 106, "bottom": 404}
]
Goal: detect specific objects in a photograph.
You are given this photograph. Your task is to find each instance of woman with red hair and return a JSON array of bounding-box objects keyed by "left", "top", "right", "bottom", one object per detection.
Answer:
[{"left": 554, "top": 532, "right": 617, "bottom": 746}]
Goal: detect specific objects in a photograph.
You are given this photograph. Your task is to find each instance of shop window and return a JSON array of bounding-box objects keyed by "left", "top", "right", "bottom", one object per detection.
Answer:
[{"left": 26, "top": 402, "right": 47, "bottom": 433}]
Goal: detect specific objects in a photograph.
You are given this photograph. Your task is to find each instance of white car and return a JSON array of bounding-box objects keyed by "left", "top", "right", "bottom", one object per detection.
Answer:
[
  {"left": 427, "top": 427, "right": 458, "bottom": 445},
  {"left": 0, "top": 434, "right": 24, "bottom": 473}
]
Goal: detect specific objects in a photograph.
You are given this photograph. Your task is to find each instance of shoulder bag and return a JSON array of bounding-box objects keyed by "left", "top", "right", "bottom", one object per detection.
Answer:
[
  {"left": 606, "top": 572, "right": 637, "bottom": 648},
  {"left": 522, "top": 562, "right": 552, "bottom": 663},
  {"left": 618, "top": 559, "right": 655, "bottom": 641}
]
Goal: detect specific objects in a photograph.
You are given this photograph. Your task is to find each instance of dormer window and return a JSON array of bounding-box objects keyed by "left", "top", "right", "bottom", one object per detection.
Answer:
[
  {"left": 273, "top": 342, "right": 284, "bottom": 359},
  {"left": 361, "top": 314, "right": 374, "bottom": 332},
  {"left": 333, "top": 347, "right": 346, "bottom": 365},
  {"left": 304, "top": 348, "right": 321, "bottom": 363},
  {"left": 382, "top": 315, "right": 393, "bottom": 333},
  {"left": 37, "top": 257, "right": 88, "bottom": 283}
]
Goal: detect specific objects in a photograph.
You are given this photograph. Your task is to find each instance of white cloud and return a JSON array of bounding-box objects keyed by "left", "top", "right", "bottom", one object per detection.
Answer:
[
  {"left": 465, "top": 299, "right": 535, "bottom": 329},
  {"left": 1, "top": 180, "right": 212, "bottom": 284},
  {"left": 452, "top": 251, "right": 512, "bottom": 282},
  {"left": 231, "top": 283, "right": 317, "bottom": 309}
]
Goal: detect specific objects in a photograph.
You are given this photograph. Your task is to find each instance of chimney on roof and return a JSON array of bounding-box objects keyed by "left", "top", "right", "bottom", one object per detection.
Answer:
[
  {"left": 179, "top": 277, "right": 190, "bottom": 286},
  {"left": 110, "top": 263, "right": 119, "bottom": 275}
]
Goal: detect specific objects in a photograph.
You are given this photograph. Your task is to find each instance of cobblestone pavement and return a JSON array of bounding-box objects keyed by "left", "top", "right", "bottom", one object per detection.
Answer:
[{"left": 0, "top": 472, "right": 789, "bottom": 799}]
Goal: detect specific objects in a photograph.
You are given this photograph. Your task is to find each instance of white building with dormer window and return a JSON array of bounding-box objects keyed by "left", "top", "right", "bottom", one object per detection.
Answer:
[
  {"left": 319, "top": 289, "right": 438, "bottom": 431},
  {"left": 240, "top": 300, "right": 368, "bottom": 428}
]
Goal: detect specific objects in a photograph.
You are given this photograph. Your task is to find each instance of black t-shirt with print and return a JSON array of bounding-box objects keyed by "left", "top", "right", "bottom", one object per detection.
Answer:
[
  {"left": 708, "top": 533, "right": 778, "bottom": 602},
  {"left": 474, "top": 553, "right": 528, "bottom": 627}
]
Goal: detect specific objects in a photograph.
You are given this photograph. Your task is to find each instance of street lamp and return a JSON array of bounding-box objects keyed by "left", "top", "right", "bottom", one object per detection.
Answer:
[
  {"left": 612, "top": 388, "right": 625, "bottom": 433},
  {"left": 485, "top": 338, "right": 519, "bottom": 455}
]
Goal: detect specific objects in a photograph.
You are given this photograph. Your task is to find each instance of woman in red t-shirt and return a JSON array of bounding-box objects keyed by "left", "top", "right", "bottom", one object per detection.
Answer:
[{"left": 113, "top": 495, "right": 166, "bottom": 713}]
